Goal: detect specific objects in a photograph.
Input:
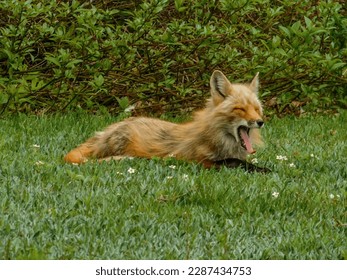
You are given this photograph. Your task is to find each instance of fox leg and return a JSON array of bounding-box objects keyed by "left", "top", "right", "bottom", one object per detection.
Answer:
[
  {"left": 64, "top": 149, "right": 129, "bottom": 164},
  {"left": 206, "top": 158, "right": 271, "bottom": 173},
  {"left": 98, "top": 156, "right": 130, "bottom": 162}
]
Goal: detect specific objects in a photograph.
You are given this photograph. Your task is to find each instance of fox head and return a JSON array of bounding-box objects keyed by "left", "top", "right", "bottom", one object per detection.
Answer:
[{"left": 209, "top": 70, "right": 264, "bottom": 154}]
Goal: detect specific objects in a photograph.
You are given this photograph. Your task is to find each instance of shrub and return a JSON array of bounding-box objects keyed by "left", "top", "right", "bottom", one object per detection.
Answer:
[{"left": 0, "top": 0, "right": 346, "bottom": 115}]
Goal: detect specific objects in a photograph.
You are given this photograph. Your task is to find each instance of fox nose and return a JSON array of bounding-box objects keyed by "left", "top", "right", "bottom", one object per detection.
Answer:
[{"left": 256, "top": 120, "right": 264, "bottom": 128}]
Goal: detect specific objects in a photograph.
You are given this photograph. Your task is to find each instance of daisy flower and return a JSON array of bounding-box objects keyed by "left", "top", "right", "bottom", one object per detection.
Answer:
[
  {"left": 127, "top": 167, "right": 136, "bottom": 174},
  {"left": 272, "top": 191, "right": 280, "bottom": 198}
]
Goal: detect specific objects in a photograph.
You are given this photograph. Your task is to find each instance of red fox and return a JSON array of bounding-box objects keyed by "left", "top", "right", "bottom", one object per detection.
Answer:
[{"left": 64, "top": 70, "right": 269, "bottom": 172}]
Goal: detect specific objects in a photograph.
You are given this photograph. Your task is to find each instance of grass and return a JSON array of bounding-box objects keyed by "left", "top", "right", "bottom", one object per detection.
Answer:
[{"left": 0, "top": 110, "right": 346, "bottom": 260}]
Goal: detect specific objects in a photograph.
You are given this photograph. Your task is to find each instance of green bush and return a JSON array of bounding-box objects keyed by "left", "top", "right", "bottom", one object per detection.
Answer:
[{"left": 0, "top": 0, "right": 346, "bottom": 115}]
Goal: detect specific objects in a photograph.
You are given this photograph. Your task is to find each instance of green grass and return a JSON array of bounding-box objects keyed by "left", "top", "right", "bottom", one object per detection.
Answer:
[{"left": 0, "top": 111, "right": 346, "bottom": 260}]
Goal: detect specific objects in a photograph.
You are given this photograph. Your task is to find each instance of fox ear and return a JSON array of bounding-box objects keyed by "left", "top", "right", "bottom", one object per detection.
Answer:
[
  {"left": 249, "top": 72, "right": 259, "bottom": 94},
  {"left": 210, "top": 70, "right": 232, "bottom": 105}
]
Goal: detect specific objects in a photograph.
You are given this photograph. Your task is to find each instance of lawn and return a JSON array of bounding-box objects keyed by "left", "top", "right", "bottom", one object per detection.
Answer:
[{"left": 0, "top": 111, "right": 346, "bottom": 259}]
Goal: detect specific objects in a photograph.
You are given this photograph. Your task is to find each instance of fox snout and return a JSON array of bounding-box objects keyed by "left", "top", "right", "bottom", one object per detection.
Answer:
[
  {"left": 237, "top": 119, "right": 264, "bottom": 154},
  {"left": 256, "top": 119, "right": 264, "bottom": 128},
  {"left": 248, "top": 119, "right": 264, "bottom": 128}
]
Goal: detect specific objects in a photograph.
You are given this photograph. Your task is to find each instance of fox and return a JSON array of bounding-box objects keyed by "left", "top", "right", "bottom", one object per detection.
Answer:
[{"left": 64, "top": 70, "right": 269, "bottom": 172}]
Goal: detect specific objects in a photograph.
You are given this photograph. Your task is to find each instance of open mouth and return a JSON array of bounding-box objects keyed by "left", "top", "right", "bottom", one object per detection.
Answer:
[{"left": 237, "top": 126, "right": 255, "bottom": 154}]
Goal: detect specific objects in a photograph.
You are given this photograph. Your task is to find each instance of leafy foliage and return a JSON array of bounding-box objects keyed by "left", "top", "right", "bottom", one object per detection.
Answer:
[{"left": 0, "top": 0, "right": 346, "bottom": 115}]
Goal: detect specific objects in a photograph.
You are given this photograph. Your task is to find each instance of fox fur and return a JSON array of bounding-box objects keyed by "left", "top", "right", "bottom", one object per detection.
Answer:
[{"left": 64, "top": 70, "right": 269, "bottom": 172}]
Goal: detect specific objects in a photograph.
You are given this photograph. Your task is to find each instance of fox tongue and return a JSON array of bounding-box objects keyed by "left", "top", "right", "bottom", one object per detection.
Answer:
[{"left": 240, "top": 128, "right": 255, "bottom": 154}]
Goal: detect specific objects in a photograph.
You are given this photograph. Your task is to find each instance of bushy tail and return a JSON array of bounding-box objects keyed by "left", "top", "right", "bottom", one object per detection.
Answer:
[{"left": 64, "top": 139, "right": 95, "bottom": 164}]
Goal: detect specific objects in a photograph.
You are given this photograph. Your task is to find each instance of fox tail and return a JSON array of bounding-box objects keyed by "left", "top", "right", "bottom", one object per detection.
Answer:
[{"left": 64, "top": 141, "right": 94, "bottom": 164}]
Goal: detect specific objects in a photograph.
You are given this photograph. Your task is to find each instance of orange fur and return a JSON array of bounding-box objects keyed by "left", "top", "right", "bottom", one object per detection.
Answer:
[
  {"left": 64, "top": 143, "right": 93, "bottom": 164},
  {"left": 64, "top": 70, "right": 267, "bottom": 171}
]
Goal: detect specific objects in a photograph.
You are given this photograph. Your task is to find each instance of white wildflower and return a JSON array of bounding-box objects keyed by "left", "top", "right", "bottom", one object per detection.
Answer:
[
  {"left": 272, "top": 191, "right": 280, "bottom": 198},
  {"left": 329, "top": 194, "right": 335, "bottom": 199},
  {"left": 182, "top": 174, "right": 189, "bottom": 180},
  {"left": 166, "top": 176, "right": 173, "bottom": 180},
  {"left": 127, "top": 168, "right": 136, "bottom": 174},
  {"left": 35, "top": 161, "right": 44, "bottom": 165},
  {"left": 276, "top": 155, "right": 288, "bottom": 161},
  {"left": 310, "top": 154, "right": 319, "bottom": 160},
  {"left": 169, "top": 165, "right": 176, "bottom": 169},
  {"left": 289, "top": 163, "right": 296, "bottom": 168},
  {"left": 251, "top": 158, "right": 258, "bottom": 164},
  {"left": 32, "top": 144, "right": 40, "bottom": 148}
]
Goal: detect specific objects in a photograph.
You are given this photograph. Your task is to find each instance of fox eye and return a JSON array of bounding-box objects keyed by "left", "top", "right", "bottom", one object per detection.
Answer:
[{"left": 234, "top": 107, "right": 245, "bottom": 112}]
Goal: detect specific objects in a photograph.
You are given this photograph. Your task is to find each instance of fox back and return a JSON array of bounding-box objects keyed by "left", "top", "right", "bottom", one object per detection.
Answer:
[{"left": 64, "top": 70, "right": 265, "bottom": 167}]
